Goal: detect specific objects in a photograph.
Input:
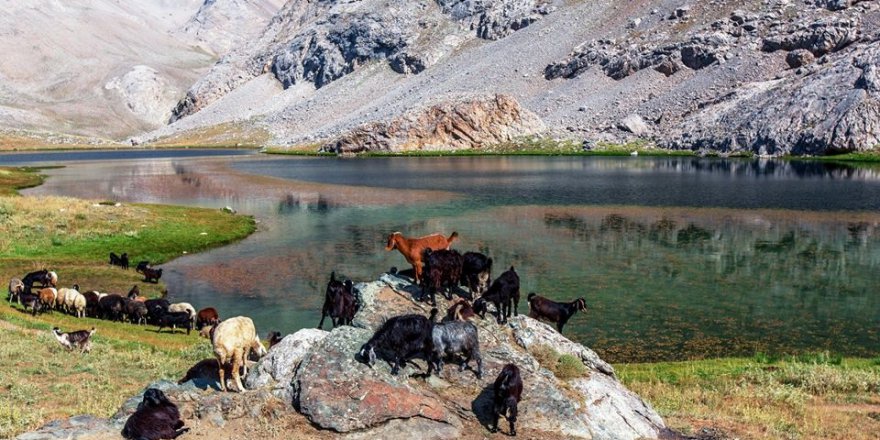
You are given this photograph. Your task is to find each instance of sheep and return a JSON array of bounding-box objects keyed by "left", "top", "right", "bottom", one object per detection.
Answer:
[
  {"left": 169, "top": 302, "right": 196, "bottom": 326},
  {"left": 198, "top": 325, "right": 215, "bottom": 340},
  {"left": 57, "top": 284, "right": 81, "bottom": 314},
  {"left": 125, "top": 299, "right": 149, "bottom": 325},
  {"left": 317, "top": 272, "right": 358, "bottom": 329},
  {"left": 473, "top": 266, "right": 520, "bottom": 324},
  {"left": 385, "top": 231, "right": 458, "bottom": 284},
  {"left": 142, "top": 267, "right": 163, "bottom": 283},
  {"left": 36, "top": 287, "right": 57, "bottom": 314},
  {"left": 357, "top": 309, "right": 438, "bottom": 375},
  {"left": 156, "top": 311, "right": 193, "bottom": 335},
  {"left": 8, "top": 278, "right": 24, "bottom": 303},
  {"left": 527, "top": 293, "right": 587, "bottom": 333},
  {"left": 196, "top": 307, "right": 220, "bottom": 330},
  {"left": 420, "top": 248, "right": 464, "bottom": 306},
  {"left": 461, "top": 251, "right": 493, "bottom": 296},
  {"left": 121, "top": 388, "right": 188, "bottom": 440},
  {"left": 52, "top": 327, "right": 96, "bottom": 353},
  {"left": 99, "top": 294, "right": 127, "bottom": 322},
  {"left": 490, "top": 363, "right": 523, "bottom": 436},
  {"left": 267, "top": 331, "right": 283, "bottom": 349},
  {"left": 444, "top": 299, "right": 476, "bottom": 322},
  {"left": 430, "top": 320, "right": 482, "bottom": 378},
  {"left": 212, "top": 316, "right": 268, "bottom": 392}
]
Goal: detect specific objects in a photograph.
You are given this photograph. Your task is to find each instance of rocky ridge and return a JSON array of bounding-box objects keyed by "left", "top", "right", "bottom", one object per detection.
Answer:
[{"left": 17, "top": 272, "right": 667, "bottom": 440}]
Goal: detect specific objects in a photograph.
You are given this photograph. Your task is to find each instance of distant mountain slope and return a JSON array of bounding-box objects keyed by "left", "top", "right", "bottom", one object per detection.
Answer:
[
  {"left": 182, "top": 0, "right": 287, "bottom": 56},
  {"left": 152, "top": 0, "right": 880, "bottom": 156},
  {"left": 0, "top": 0, "right": 283, "bottom": 143}
]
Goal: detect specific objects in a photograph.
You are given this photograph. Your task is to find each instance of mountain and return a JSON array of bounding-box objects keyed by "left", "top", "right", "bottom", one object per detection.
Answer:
[
  {"left": 0, "top": 0, "right": 283, "bottom": 144},
  {"left": 2, "top": 0, "right": 879, "bottom": 155}
]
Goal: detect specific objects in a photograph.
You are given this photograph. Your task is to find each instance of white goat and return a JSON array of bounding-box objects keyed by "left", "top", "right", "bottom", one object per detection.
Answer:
[
  {"left": 212, "top": 316, "right": 267, "bottom": 392},
  {"left": 169, "top": 302, "right": 196, "bottom": 324}
]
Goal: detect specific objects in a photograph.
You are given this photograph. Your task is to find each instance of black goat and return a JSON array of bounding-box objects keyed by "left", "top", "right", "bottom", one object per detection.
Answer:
[
  {"left": 473, "top": 266, "right": 520, "bottom": 324},
  {"left": 491, "top": 363, "right": 523, "bottom": 436},
  {"left": 431, "top": 320, "right": 482, "bottom": 378},
  {"left": 135, "top": 261, "right": 150, "bottom": 273},
  {"left": 156, "top": 311, "right": 193, "bottom": 335},
  {"left": 267, "top": 331, "right": 283, "bottom": 349},
  {"left": 22, "top": 269, "right": 53, "bottom": 293},
  {"left": 145, "top": 299, "right": 170, "bottom": 325},
  {"left": 357, "top": 309, "right": 438, "bottom": 375},
  {"left": 82, "top": 291, "right": 101, "bottom": 318},
  {"left": 142, "top": 267, "right": 163, "bottom": 283},
  {"left": 109, "top": 252, "right": 130, "bottom": 270},
  {"left": 19, "top": 292, "right": 41, "bottom": 316},
  {"left": 527, "top": 293, "right": 587, "bottom": 333},
  {"left": 125, "top": 299, "right": 149, "bottom": 325},
  {"left": 317, "top": 272, "right": 358, "bottom": 329},
  {"left": 421, "top": 248, "right": 464, "bottom": 306},
  {"left": 99, "top": 294, "right": 127, "bottom": 322},
  {"left": 121, "top": 388, "right": 188, "bottom": 440},
  {"left": 461, "top": 251, "right": 493, "bottom": 296}
]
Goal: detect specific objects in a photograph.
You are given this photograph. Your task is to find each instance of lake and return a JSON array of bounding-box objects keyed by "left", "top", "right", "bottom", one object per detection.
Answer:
[{"left": 5, "top": 151, "right": 880, "bottom": 362}]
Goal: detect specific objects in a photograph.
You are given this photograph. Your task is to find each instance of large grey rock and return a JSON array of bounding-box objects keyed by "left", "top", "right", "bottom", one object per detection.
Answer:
[
  {"left": 437, "top": 0, "right": 555, "bottom": 40},
  {"left": 245, "top": 328, "right": 329, "bottom": 402},
  {"left": 617, "top": 114, "right": 650, "bottom": 136}
]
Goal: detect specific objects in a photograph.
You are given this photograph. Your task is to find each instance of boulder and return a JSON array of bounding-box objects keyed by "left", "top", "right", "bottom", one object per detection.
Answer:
[
  {"left": 617, "top": 114, "right": 650, "bottom": 136},
  {"left": 786, "top": 49, "right": 816, "bottom": 68},
  {"left": 245, "top": 328, "right": 329, "bottom": 402},
  {"left": 322, "top": 95, "right": 546, "bottom": 153}
]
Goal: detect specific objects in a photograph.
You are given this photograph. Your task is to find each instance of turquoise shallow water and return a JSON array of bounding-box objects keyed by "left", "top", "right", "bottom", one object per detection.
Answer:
[{"left": 6, "top": 152, "right": 880, "bottom": 362}]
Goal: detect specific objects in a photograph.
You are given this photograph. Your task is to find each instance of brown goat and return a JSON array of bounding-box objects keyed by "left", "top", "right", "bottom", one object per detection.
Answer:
[
  {"left": 444, "top": 299, "right": 476, "bottom": 322},
  {"left": 37, "top": 287, "right": 57, "bottom": 313},
  {"left": 196, "top": 307, "right": 220, "bottom": 330},
  {"left": 527, "top": 293, "right": 587, "bottom": 334},
  {"left": 385, "top": 231, "right": 458, "bottom": 284}
]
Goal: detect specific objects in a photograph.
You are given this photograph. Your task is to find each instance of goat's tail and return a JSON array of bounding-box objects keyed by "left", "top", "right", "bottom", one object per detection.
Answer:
[{"left": 447, "top": 231, "right": 459, "bottom": 244}]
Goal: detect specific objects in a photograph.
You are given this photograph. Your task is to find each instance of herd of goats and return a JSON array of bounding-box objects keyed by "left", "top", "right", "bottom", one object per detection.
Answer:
[{"left": 6, "top": 231, "right": 590, "bottom": 439}]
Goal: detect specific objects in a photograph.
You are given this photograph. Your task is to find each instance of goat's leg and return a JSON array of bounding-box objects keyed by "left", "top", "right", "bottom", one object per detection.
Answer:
[
  {"left": 170, "top": 427, "right": 190, "bottom": 439},
  {"left": 217, "top": 357, "right": 228, "bottom": 392},
  {"left": 508, "top": 403, "right": 518, "bottom": 436},
  {"left": 232, "top": 349, "right": 245, "bottom": 392}
]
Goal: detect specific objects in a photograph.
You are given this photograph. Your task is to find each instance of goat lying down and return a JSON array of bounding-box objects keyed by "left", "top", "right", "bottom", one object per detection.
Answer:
[
  {"left": 121, "top": 388, "right": 188, "bottom": 440},
  {"left": 52, "top": 327, "right": 96, "bottom": 353}
]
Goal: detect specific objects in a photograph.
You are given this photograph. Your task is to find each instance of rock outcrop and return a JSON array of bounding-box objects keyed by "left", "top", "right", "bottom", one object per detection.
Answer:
[
  {"left": 17, "top": 273, "right": 666, "bottom": 440},
  {"left": 170, "top": 0, "right": 558, "bottom": 122},
  {"left": 321, "top": 94, "right": 545, "bottom": 153},
  {"left": 182, "top": 0, "right": 286, "bottom": 56}
]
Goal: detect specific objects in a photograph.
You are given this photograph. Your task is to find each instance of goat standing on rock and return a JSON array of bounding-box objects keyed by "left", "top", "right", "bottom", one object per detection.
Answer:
[
  {"left": 474, "top": 266, "right": 520, "bottom": 324},
  {"left": 358, "top": 309, "right": 438, "bottom": 375},
  {"left": 491, "top": 363, "right": 523, "bottom": 436},
  {"left": 212, "top": 316, "right": 267, "bottom": 392},
  {"left": 317, "top": 272, "right": 358, "bottom": 329},
  {"left": 385, "top": 231, "right": 458, "bottom": 285},
  {"left": 431, "top": 320, "right": 482, "bottom": 378},
  {"left": 527, "top": 293, "right": 587, "bottom": 333}
]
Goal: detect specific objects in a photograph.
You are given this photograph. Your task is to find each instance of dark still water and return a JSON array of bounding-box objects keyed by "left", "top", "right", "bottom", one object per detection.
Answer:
[{"left": 10, "top": 153, "right": 880, "bottom": 362}]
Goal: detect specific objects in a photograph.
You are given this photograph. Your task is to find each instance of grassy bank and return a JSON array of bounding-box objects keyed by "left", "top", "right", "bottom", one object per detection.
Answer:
[
  {"left": 617, "top": 354, "right": 880, "bottom": 440},
  {"left": 263, "top": 138, "right": 700, "bottom": 157},
  {"left": 0, "top": 167, "right": 255, "bottom": 437}
]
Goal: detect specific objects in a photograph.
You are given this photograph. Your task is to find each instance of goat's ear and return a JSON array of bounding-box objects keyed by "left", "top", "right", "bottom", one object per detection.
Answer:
[{"left": 330, "top": 272, "right": 336, "bottom": 282}]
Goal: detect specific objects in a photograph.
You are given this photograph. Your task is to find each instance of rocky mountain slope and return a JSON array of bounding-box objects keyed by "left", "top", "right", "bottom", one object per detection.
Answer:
[
  {"left": 0, "top": 0, "right": 283, "bottom": 143},
  {"left": 17, "top": 273, "right": 671, "bottom": 440},
  {"left": 148, "top": 0, "right": 880, "bottom": 155}
]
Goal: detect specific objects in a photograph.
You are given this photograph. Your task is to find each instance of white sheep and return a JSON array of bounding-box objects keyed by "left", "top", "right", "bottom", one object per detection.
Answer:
[
  {"left": 212, "top": 316, "right": 267, "bottom": 392},
  {"left": 57, "top": 285, "right": 81, "bottom": 314},
  {"left": 169, "top": 302, "right": 196, "bottom": 324}
]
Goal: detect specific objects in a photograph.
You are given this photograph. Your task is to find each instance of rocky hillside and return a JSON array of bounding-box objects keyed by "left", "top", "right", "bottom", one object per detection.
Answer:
[
  {"left": 146, "top": 0, "right": 879, "bottom": 156},
  {"left": 16, "top": 273, "right": 670, "bottom": 440},
  {"left": 0, "top": 0, "right": 283, "bottom": 143}
]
